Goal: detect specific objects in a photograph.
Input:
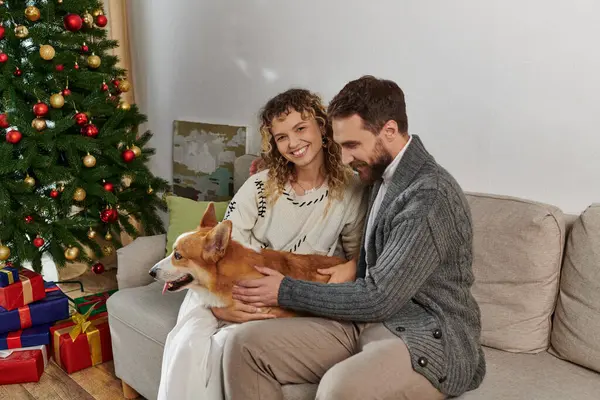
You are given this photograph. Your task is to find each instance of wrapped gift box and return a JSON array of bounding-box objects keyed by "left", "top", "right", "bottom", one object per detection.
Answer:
[
  {"left": 0, "top": 344, "right": 48, "bottom": 384},
  {"left": 0, "top": 283, "right": 69, "bottom": 335},
  {"left": 0, "top": 324, "right": 51, "bottom": 350},
  {"left": 51, "top": 311, "right": 113, "bottom": 374},
  {"left": 0, "top": 266, "right": 19, "bottom": 288},
  {"left": 74, "top": 289, "right": 117, "bottom": 317},
  {"left": 0, "top": 269, "right": 45, "bottom": 311}
]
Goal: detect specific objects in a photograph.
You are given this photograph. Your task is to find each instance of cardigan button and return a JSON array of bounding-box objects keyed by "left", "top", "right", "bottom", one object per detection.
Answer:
[
  {"left": 433, "top": 329, "right": 442, "bottom": 339},
  {"left": 396, "top": 326, "right": 405, "bottom": 332},
  {"left": 439, "top": 376, "right": 447, "bottom": 383},
  {"left": 418, "top": 357, "right": 428, "bottom": 367}
]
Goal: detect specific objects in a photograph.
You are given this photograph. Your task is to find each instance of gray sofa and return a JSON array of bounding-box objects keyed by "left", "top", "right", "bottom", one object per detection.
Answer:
[{"left": 107, "top": 154, "right": 600, "bottom": 399}]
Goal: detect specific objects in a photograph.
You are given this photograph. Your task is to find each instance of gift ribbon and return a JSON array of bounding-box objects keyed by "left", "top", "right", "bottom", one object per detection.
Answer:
[
  {"left": 0, "top": 268, "right": 14, "bottom": 285},
  {"left": 6, "top": 331, "right": 22, "bottom": 349},
  {"left": 18, "top": 273, "right": 33, "bottom": 304},
  {"left": 18, "top": 305, "right": 32, "bottom": 329},
  {"left": 0, "top": 344, "right": 48, "bottom": 367},
  {"left": 45, "top": 286, "right": 60, "bottom": 293},
  {"left": 53, "top": 304, "right": 104, "bottom": 369}
]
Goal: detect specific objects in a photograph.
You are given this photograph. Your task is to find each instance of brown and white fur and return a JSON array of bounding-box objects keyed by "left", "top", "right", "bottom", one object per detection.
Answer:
[{"left": 149, "top": 202, "right": 346, "bottom": 317}]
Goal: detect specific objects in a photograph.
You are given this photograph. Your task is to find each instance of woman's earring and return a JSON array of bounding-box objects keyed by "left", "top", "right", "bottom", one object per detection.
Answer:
[{"left": 322, "top": 136, "right": 327, "bottom": 148}]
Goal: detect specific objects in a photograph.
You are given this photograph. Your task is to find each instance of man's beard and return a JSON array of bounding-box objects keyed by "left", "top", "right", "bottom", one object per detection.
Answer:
[{"left": 350, "top": 140, "right": 393, "bottom": 184}]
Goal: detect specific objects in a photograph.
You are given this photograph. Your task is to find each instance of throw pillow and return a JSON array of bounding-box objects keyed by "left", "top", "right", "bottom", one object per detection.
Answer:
[{"left": 165, "top": 196, "right": 229, "bottom": 254}]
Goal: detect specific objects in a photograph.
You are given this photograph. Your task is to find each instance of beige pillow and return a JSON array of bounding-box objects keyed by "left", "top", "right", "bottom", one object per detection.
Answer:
[
  {"left": 467, "top": 193, "right": 565, "bottom": 353},
  {"left": 551, "top": 204, "right": 600, "bottom": 372}
]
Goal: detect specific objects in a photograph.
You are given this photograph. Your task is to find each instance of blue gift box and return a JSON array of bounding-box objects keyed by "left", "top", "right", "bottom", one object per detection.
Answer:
[
  {"left": 0, "top": 323, "right": 51, "bottom": 350},
  {"left": 0, "top": 282, "right": 69, "bottom": 335},
  {"left": 0, "top": 267, "right": 19, "bottom": 288}
]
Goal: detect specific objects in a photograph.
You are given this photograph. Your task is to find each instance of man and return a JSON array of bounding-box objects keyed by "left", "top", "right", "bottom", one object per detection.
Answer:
[{"left": 226, "top": 76, "right": 486, "bottom": 399}]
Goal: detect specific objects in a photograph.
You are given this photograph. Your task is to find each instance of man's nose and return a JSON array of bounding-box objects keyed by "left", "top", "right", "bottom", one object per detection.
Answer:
[{"left": 341, "top": 149, "right": 353, "bottom": 165}]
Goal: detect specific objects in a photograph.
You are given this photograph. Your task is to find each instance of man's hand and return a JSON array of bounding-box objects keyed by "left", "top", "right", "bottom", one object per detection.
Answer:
[
  {"left": 318, "top": 258, "right": 357, "bottom": 284},
  {"left": 211, "top": 299, "right": 276, "bottom": 323},
  {"left": 232, "top": 266, "right": 284, "bottom": 307}
]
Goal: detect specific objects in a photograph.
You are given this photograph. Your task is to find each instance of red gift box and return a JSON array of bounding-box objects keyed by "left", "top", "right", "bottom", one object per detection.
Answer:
[
  {"left": 0, "top": 269, "right": 45, "bottom": 311},
  {"left": 50, "top": 310, "right": 113, "bottom": 374},
  {"left": 0, "top": 344, "right": 48, "bottom": 384}
]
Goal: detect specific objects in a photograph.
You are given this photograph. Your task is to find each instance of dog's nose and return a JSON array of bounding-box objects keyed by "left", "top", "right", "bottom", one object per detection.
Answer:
[{"left": 149, "top": 265, "right": 158, "bottom": 278}]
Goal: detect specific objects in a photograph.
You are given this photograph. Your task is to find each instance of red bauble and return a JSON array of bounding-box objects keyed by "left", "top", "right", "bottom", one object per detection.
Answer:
[
  {"left": 81, "top": 123, "right": 99, "bottom": 138},
  {"left": 64, "top": 14, "right": 83, "bottom": 32},
  {"left": 0, "top": 113, "right": 9, "bottom": 128},
  {"left": 49, "top": 189, "right": 59, "bottom": 198},
  {"left": 62, "top": 88, "right": 71, "bottom": 96},
  {"left": 0, "top": 26, "right": 5, "bottom": 40},
  {"left": 6, "top": 130, "right": 22, "bottom": 144},
  {"left": 0, "top": 53, "right": 8, "bottom": 63},
  {"left": 33, "top": 102, "right": 49, "bottom": 117},
  {"left": 112, "top": 79, "right": 120, "bottom": 87},
  {"left": 81, "top": 44, "right": 89, "bottom": 53},
  {"left": 95, "top": 15, "right": 108, "bottom": 28},
  {"left": 74, "top": 63, "right": 80, "bottom": 70},
  {"left": 103, "top": 182, "right": 114, "bottom": 192},
  {"left": 24, "top": 215, "right": 33, "bottom": 223},
  {"left": 55, "top": 64, "right": 64, "bottom": 72},
  {"left": 74, "top": 112, "right": 88, "bottom": 126},
  {"left": 92, "top": 262, "right": 105, "bottom": 274},
  {"left": 14, "top": 68, "right": 22, "bottom": 77},
  {"left": 122, "top": 149, "right": 135, "bottom": 163},
  {"left": 100, "top": 208, "right": 118, "bottom": 223},
  {"left": 101, "top": 83, "right": 109, "bottom": 91},
  {"left": 33, "top": 237, "right": 44, "bottom": 248}
]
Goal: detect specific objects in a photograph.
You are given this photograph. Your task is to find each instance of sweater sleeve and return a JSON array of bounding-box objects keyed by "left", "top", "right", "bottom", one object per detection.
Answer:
[
  {"left": 278, "top": 215, "right": 442, "bottom": 321},
  {"left": 339, "top": 186, "right": 369, "bottom": 260},
  {"left": 223, "top": 174, "right": 261, "bottom": 247}
]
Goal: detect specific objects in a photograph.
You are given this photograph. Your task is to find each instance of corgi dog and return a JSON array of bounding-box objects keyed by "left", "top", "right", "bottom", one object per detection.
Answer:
[{"left": 149, "top": 202, "right": 346, "bottom": 317}]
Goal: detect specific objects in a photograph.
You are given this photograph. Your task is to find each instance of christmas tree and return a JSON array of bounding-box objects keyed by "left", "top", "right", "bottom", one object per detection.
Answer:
[{"left": 0, "top": 0, "right": 169, "bottom": 273}]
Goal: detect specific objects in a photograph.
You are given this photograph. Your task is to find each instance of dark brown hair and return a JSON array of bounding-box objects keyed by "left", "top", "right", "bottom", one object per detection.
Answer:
[{"left": 328, "top": 75, "right": 408, "bottom": 135}]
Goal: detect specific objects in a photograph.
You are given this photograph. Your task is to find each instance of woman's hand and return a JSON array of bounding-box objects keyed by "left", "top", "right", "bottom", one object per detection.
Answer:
[
  {"left": 211, "top": 299, "right": 276, "bottom": 323},
  {"left": 318, "top": 258, "right": 357, "bottom": 284}
]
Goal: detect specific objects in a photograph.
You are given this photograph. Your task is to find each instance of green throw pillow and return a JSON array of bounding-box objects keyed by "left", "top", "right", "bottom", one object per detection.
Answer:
[{"left": 165, "top": 196, "right": 229, "bottom": 254}]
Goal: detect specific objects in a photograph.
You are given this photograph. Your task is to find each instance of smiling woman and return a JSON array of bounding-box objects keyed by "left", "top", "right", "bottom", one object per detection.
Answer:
[{"left": 157, "top": 88, "right": 369, "bottom": 400}]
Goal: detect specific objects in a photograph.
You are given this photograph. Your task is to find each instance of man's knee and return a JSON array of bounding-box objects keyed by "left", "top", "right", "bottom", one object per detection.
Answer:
[{"left": 315, "top": 363, "right": 361, "bottom": 400}]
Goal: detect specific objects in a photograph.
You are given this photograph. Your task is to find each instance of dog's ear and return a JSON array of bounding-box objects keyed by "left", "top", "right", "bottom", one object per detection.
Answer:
[
  {"left": 199, "top": 202, "right": 218, "bottom": 228},
  {"left": 203, "top": 220, "right": 232, "bottom": 263}
]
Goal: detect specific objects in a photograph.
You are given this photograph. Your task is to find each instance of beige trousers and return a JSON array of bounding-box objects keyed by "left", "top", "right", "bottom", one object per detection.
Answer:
[{"left": 223, "top": 317, "right": 445, "bottom": 400}]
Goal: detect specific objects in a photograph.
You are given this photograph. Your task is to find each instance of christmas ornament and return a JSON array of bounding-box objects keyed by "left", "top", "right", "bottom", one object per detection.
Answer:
[
  {"left": 64, "top": 14, "right": 83, "bottom": 32},
  {"left": 118, "top": 101, "right": 131, "bottom": 111},
  {"left": 0, "top": 114, "right": 9, "bottom": 128},
  {"left": 122, "top": 149, "right": 135, "bottom": 163},
  {"left": 121, "top": 175, "right": 132, "bottom": 187},
  {"left": 39, "top": 45, "right": 55, "bottom": 60},
  {"left": 25, "top": 6, "right": 41, "bottom": 21},
  {"left": 95, "top": 15, "right": 108, "bottom": 28},
  {"left": 24, "top": 175, "right": 35, "bottom": 186},
  {"left": 74, "top": 112, "right": 88, "bottom": 126},
  {"left": 33, "top": 102, "right": 49, "bottom": 117},
  {"left": 87, "top": 228, "right": 97, "bottom": 239},
  {"left": 92, "top": 9, "right": 104, "bottom": 17},
  {"left": 131, "top": 145, "right": 142, "bottom": 157},
  {"left": 100, "top": 208, "right": 118, "bottom": 223},
  {"left": 82, "top": 11, "right": 94, "bottom": 28},
  {"left": 87, "top": 54, "right": 101, "bottom": 69},
  {"left": 24, "top": 215, "right": 33, "bottom": 224},
  {"left": 147, "top": 186, "right": 154, "bottom": 195},
  {"left": 14, "top": 68, "right": 22, "bottom": 77},
  {"left": 49, "top": 189, "right": 59, "bottom": 198},
  {"left": 104, "top": 232, "right": 112, "bottom": 240},
  {"left": 92, "top": 262, "right": 105, "bottom": 274},
  {"left": 64, "top": 246, "right": 79, "bottom": 261},
  {"left": 0, "top": 53, "right": 7, "bottom": 63},
  {"left": 112, "top": 79, "right": 120, "bottom": 87},
  {"left": 102, "top": 245, "right": 113, "bottom": 256},
  {"left": 0, "top": 245, "right": 9, "bottom": 260},
  {"left": 62, "top": 88, "right": 71, "bottom": 96},
  {"left": 55, "top": 64, "right": 64, "bottom": 72},
  {"left": 0, "top": 26, "right": 4, "bottom": 40},
  {"left": 50, "top": 93, "right": 65, "bottom": 108},
  {"left": 14, "top": 25, "right": 29, "bottom": 39},
  {"left": 83, "top": 153, "right": 96, "bottom": 167},
  {"left": 103, "top": 182, "right": 114, "bottom": 192},
  {"left": 118, "top": 80, "right": 131, "bottom": 92},
  {"left": 81, "top": 43, "right": 89, "bottom": 53},
  {"left": 101, "top": 82, "right": 109, "bottom": 91},
  {"left": 6, "top": 130, "right": 22, "bottom": 144},
  {"left": 81, "top": 123, "right": 99, "bottom": 138},
  {"left": 73, "top": 187, "right": 86, "bottom": 201},
  {"left": 33, "top": 237, "right": 44, "bottom": 248},
  {"left": 74, "top": 62, "right": 80, "bottom": 70},
  {"left": 32, "top": 118, "right": 46, "bottom": 131}
]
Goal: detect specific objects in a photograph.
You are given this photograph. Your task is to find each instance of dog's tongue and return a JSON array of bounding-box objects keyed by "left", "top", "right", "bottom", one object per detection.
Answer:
[{"left": 162, "top": 282, "right": 169, "bottom": 295}]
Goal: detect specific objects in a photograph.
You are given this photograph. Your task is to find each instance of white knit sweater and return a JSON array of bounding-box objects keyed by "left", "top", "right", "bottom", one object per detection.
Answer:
[{"left": 223, "top": 170, "right": 368, "bottom": 260}]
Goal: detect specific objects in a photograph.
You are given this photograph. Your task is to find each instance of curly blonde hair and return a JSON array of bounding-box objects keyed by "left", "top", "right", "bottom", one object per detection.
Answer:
[{"left": 258, "top": 88, "right": 353, "bottom": 204}]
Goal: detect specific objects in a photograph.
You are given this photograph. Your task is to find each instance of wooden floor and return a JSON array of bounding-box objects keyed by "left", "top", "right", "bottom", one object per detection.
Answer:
[{"left": 1, "top": 269, "right": 143, "bottom": 399}]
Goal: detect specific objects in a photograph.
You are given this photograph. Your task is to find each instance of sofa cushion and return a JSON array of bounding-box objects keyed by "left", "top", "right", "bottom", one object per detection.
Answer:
[
  {"left": 467, "top": 193, "right": 565, "bottom": 353},
  {"left": 551, "top": 203, "right": 600, "bottom": 373}
]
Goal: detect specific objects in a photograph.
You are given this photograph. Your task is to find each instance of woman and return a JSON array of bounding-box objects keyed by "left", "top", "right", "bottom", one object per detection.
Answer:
[{"left": 158, "top": 88, "right": 368, "bottom": 400}]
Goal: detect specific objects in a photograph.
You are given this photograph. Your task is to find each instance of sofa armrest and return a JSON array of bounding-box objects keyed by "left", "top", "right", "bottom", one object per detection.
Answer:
[{"left": 116, "top": 234, "right": 167, "bottom": 290}]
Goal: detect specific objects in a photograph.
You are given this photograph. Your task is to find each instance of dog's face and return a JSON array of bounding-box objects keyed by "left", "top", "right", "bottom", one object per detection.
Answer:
[{"left": 149, "top": 202, "right": 232, "bottom": 295}]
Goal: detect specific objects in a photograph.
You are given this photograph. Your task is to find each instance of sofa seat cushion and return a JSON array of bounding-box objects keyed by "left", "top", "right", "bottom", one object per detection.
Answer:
[
  {"left": 107, "top": 281, "right": 185, "bottom": 345},
  {"left": 551, "top": 203, "right": 600, "bottom": 373},
  {"left": 467, "top": 192, "right": 566, "bottom": 353}
]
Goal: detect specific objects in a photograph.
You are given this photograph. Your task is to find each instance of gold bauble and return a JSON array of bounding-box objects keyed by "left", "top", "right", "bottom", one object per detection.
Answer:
[
  {"left": 39, "top": 45, "right": 55, "bottom": 60},
  {"left": 24, "top": 175, "right": 35, "bottom": 187},
  {"left": 121, "top": 174, "right": 132, "bottom": 187},
  {"left": 131, "top": 145, "right": 142, "bottom": 157},
  {"left": 92, "top": 9, "right": 104, "bottom": 17},
  {"left": 14, "top": 25, "right": 29, "bottom": 39},
  {"left": 25, "top": 6, "right": 41, "bottom": 22},
  {"left": 102, "top": 245, "right": 114, "bottom": 256},
  {"left": 82, "top": 12, "right": 94, "bottom": 28},
  {"left": 64, "top": 246, "right": 80, "bottom": 261},
  {"left": 50, "top": 93, "right": 65, "bottom": 108},
  {"left": 118, "top": 80, "right": 131, "bottom": 93},
  {"left": 83, "top": 153, "right": 96, "bottom": 168},
  {"left": 147, "top": 186, "right": 154, "bottom": 195},
  {"left": 87, "top": 54, "right": 101, "bottom": 69},
  {"left": 73, "top": 187, "right": 86, "bottom": 201},
  {"left": 0, "top": 245, "right": 10, "bottom": 261},
  {"left": 104, "top": 232, "right": 113, "bottom": 241},
  {"left": 32, "top": 118, "right": 47, "bottom": 132},
  {"left": 87, "top": 228, "right": 97, "bottom": 239},
  {"left": 118, "top": 101, "right": 131, "bottom": 111}
]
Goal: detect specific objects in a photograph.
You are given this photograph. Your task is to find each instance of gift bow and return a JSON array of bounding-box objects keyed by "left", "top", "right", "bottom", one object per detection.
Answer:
[{"left": 68, "top": 302, "right": 100, "bottom": 342}]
